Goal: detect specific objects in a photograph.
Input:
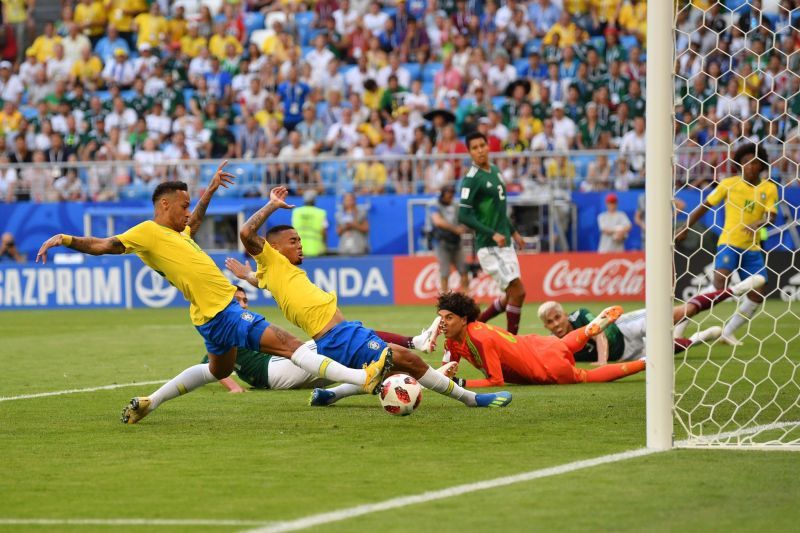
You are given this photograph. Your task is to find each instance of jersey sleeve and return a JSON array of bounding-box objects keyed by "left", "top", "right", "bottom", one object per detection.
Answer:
[
  {"left": 464, "top": 334, "right": 506, "bottom": 388},
  {"left": 116, "top": 221, "right": 154, "bottom": 254},
  {"left": 705, "top": 178, "right": 730, "bottom": 207}
]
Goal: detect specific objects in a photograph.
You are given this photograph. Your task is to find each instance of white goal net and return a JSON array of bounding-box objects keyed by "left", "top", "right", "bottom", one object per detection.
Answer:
[{"left": 671, "top": 0, "right": 800, "bottom": 447}]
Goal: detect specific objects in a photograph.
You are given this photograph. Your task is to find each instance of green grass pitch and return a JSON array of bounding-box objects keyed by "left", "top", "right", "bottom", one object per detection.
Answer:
[{"left": 1, "top": 302, "right": 799, "bottom": 532}]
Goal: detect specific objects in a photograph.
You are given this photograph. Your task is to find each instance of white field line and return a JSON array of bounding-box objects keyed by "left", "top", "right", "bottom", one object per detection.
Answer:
[
  {"left": 0, "top": 380, "right": 168, "bottom": 402},
  {"left": 0, "top": 518, "right": 269, "bottom": 527},
  {"left": 247, "top": 420, "right": 800, "bottom": 533}
]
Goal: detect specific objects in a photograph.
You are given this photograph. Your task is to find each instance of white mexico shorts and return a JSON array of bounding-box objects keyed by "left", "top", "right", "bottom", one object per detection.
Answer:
[
  {"left": 476, "top": 246, "right": 522, "bottom": 291},
  {"left": 267, "top": 356, "right": 332, "bottom": 390},
  {"left": 616, "top": 308, "right": 647, "bottom": 361}
]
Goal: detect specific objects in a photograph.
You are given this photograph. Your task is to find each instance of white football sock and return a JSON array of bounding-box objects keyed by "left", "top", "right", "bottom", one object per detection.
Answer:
[
  {"left": 722, "top": 297, "right": 760, "bottom": 338},
  {"left": 290, "top": 341, "right": 366, "bottom": 386},
  {"left": 673, "top": 318, "right": 688, "bottom": 339},
  {"left": 417, "top": 367, "right": 477, "bottom": 406},
  {"left": 149, "top": 363, "right": 217, "bottom": 410},
  {"left": 325, "top": 383, "right": 363, "bottom": 404}
]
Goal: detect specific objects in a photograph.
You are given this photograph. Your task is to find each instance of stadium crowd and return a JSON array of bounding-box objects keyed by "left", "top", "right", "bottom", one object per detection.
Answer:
[{"left": 0, "top": 0, "right": 793, "bottom": 202}]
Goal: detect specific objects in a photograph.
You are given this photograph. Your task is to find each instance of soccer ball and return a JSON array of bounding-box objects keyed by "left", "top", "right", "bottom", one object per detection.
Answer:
[{"left": 379, "top": 374, "right": 422, "bottom": 416}]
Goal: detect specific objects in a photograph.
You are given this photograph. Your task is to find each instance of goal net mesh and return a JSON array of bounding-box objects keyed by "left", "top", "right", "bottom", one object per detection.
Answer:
[{"left": 672, "top": 0, "right": 800, "bottom": 447}]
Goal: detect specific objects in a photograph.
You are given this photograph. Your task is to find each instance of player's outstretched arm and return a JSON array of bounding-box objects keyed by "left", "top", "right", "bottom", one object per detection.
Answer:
[
  {"left": 187, "top": 160, "right": 235, "bottom": 237},
  {"left": 675, "top": 201, "right": 710, "bottom": 242},
  {"left": 225, "top": 257, "right": 259, "bottom": 288},
  {"left": 36, "top": 234, "right": 125, "bottom": 264},
  {"left": 239, "top": 186, "right": 295, "bottom": 256}
]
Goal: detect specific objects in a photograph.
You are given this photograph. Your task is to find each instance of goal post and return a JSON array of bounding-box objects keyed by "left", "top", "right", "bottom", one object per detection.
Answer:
[
  {"left": 666, "top": 1, "right": 800, "bottom": 449},
  {"left": 645, "top": 0, "right": 675, "bottom": 451}
]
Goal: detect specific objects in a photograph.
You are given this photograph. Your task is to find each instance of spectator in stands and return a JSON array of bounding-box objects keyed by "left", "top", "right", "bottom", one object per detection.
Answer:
[
  {"left": 336, "top": 192, "right": 370, "bottom": 255},
  {"left": 583, "top": 153, "right": 612, "bottom": 191},
  {"left": 531, "top": 117, "right": 567, "bottom": 152},
  {"left": 27, "top": 21, "right": 61, "bottom": 63},
  {"left": 551, "top": 101, "right": 577, "bottom": 148},
  {"left": 95, "top": 25, "right": 128, "bottom": 64},
  {"left": 353, "top": 144, "right": 387, "bottom": 194},
  {"left": 326, "top": 106, "right": 359, "bottom": 154},
  {"left": 102, "top": 48, "right": 135, "bottom": 88},
  {"left": 619, "top": 115, "right": 646, "bottom": 175},
  {"left": 0, "top": 231, "right": 24, "bottom": 262},
  {"left": 597, "top": 193, "right": 631, "bottom": 253},
  {"left": 612, "top": 156, "right": 638, "bottom": 191},
  {"left": 545, "top": 153, "right": 576, "bottom": 184},
  {"left": 430, "top": 183, "right": 469, "bottom": 292},
  {"left": 277, "top": 66, "right": 310, "bottom": 131},
  {"left": 487, "top": 49, "right": 517, "bottom": 96}
]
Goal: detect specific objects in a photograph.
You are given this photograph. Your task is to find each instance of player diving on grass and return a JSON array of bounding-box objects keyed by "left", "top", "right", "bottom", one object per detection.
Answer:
[
  {"left": 675, "top": 142, "right": 777, "bottom": 346},
  {"left": 458, "top": 131, "right": 527, "bottom": 334},
  {"left": 313, "top": 293, "right": 644, "bottom": 404},
  {"left": 203, "top": 285, "right": 444, "bottom": 392},
  {"left": 35, "top": 163, "right": 389, "bottom": 424},
  {"left": 236, "top": 186, "right": 512, "bottom": 408},
  {"left": 537, "top": 275, "right": 766, "bottom": 364}
]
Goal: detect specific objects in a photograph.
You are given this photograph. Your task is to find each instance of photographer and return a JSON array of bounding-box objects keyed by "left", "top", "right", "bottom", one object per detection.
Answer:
[
  {"left": 0, "top": 232, "right": 24, "bottom": 263},
  {"left": 430, "top": 184, "right": 469, "bottom": 293}
]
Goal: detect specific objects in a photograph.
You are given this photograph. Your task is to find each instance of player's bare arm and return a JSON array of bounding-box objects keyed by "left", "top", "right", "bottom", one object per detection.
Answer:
[
  {"left": 675, "top": 201, "right": 711, "bottom": 242},
  {"left": 240, "top": 186, "right": 295, "bottom": 256},
  {"left": 187, "top": 160, "right": 235, "bottom": 237},
  {"left": 35, "top": 235, "right": 125, "bottom": 264},
  {"left": 593, "top": 331, "right": 610, "bottom": 366},
  {"left": 225, "top": 257, "right": 259, "bottom": 288},
  {"left": 512, "top": 231, "right": 525, "bottom": 249}
]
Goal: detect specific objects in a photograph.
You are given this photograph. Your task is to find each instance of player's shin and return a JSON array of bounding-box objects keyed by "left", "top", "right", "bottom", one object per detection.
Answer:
[
  {"left": 290, "top": 341, "right": 367, "bottom": 385},
  {"left": 325, "top": 383, "right": 363, "bottom": 403},
  {"left": 584, "top": 360, "right": 646, "bottom": 383},
  {"left": 478, "top": 297, "right": 505, "bottom": 323},
  {"left": 149, "top": 363, "right": 218, "bottom": 410},
  {"left": 505, "top": 304, "right": 522, "bottom": 335},
  {"left": 417, "top": 366, "right": 478, "bottom": 406},
  {"left": 722, "top": 296, "right": 760, "bottom": 340}
]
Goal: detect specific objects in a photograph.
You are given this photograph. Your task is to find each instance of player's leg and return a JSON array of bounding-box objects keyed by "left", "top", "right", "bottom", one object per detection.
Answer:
[
  {"left": 476, "top": 247, "right": 508, "bottom": 324},
  {"left": 389, "top": 344, "right": 511, "bottom": 407},
  {"left": 576, "top": 359, "right": 646, "bottom": 383},
  {"left": 436, "top": 244, "right": 451, "bottom": 292},
  {"left": 501, "top": 248, "right": 525, "bottom": 334},
  {"left": 121, "top": 345, "right": 237, "bottom": 424},
  {"left": 720, "top": 250, "right": 766, "bottom": 345},
  {"left": 267, "top": 356, "right": 332, "bottom": 390},
  {"left": 373, "top": 315, "right": 443, "bottom": 353},
  {"left": 259, "top": 326, "right": 377, "bottom": 391},
  {"left": 454, "top": 246, "right": 470, "bottom": 293},
  {"left": 671, "top": 274, "right": 764, "bottom": 337}
]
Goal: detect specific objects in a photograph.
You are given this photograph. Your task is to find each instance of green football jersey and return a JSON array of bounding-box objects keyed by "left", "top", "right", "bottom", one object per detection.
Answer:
[
  {"left": 458, "top": 163, "right": 513, "bottom": 250},
  {"left": 567, "top": 308, "right": 624, "bottom": 362},
  {"left": 201, "top": 348, "right": 272, "bottom": 389}
]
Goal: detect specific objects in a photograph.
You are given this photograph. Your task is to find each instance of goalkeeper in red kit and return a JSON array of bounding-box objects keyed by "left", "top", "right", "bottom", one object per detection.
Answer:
[{"left": 437, "top": 292, "right": 646, "bottom": 387}]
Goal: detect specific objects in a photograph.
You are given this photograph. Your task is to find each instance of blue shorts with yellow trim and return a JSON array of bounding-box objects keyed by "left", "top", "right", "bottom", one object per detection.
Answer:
[
  {"left": 315, "top": 320, "right": 388, "bottom": 368},
  {"left": 196, "top": 299, "right": 270, "bottom": 355},
  {"left": 714, "top": 245, "right": 767, "bottom": 281}
]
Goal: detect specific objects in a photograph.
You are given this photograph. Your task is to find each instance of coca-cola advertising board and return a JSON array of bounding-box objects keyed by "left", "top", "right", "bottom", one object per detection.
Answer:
[{"left": 393, "top": 252, "right": 646, "bottom": 304}]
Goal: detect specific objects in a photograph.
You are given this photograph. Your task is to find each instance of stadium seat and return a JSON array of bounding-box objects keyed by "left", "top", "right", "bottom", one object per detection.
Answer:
[
  {"left": 21, "top": 106, "right": 37, "bottom": 120},
  {"left": 200, "top": 163, "right": 218, "bottom": 185},
  {"left": 96, "top": 90, "right": 112, "bottom": 102},
  {"left": 250, "top": 29, "right": 272, "bottom": 51},
  {"left": 590, "top": 36, "right": 606, "bottom": 55},
  {"left": 421, "top": 80, "right": 435, "bottom": 97},
  {"left": 182, "top": 88, "right": 195, "bottom": 103},
  {"left": 422, "top": 63, "right": 441, "bottom": 83},
  {"left": 491, "top": 96, "right": 507, "bottom": 109},
  {"left": 620, "top": 35, "right": 639, "bottom": 50},
  {"left": 524, "top": 38, "right": 542, "bottom": 56},
  {"left": 513, "top": 58, "right": 528, "bottom": 73},
  {"left": 266, "top": 11, "right": 288, "bottom": 31},
  {"left": 243, "top": 11, "right": 265, "bottom": 36},
  {"left": 316, "top": 100, "right": 328, "bottom": 117},
  {"left": 402, "top": 62, "right": 421, "bottom": 82},
  {"left": 295, "top": 11, "right": 315, "bottom": 45}
]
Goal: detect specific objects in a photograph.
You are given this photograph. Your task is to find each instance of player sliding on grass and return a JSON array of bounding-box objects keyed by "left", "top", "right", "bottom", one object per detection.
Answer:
[
  {"left": 35, "top": 164, "right": 389, "bottom": 424},
  {"left": 237, "top": 186, "right": 512, "bottom": 408},
  {"left": 203, "top": 285, "right": 443, "bottom": 392},
  {"left": 676, "top": 142, "right": 776, "bottom": 346},
  {"left": 537, "top": 275, "right": 766, "bottom": 364},
  {"left": 313, "top": 293, "right": 643, "bottom": 404}
]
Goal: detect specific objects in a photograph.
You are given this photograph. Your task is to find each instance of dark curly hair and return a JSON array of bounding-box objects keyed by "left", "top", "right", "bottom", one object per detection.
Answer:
[
  {"left": 733, "top": 142, "right": 768, "bottom": 171},
  {"left": 437, "top": 291, "right": 481, "bottom": 323}
]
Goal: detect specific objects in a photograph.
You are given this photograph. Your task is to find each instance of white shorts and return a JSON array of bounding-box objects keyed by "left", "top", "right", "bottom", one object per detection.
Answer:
[
  {"left": 477, "top": 246, "right": 521, "bottom": 291},
  {"left": 616, "top": 309, "right": 647, "bottom": 361},
  {"left": 266, "top": 357, "right": 332, "bottom": 390}
]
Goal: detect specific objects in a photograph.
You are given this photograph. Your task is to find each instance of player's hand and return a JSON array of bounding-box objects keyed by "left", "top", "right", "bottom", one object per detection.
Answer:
[
  {"left": 269, "top": 186, "right": 295, "bottom": 209},
  {"left": 35, "top": 234, "right": 63, "bottom": 264},
  {"left": 225, "top": 257, "right": 253, "bottom": 279},
  {"left": 492, "top": 232, "right": 507, "bottom": 247},
  {"left": 229, "top": 387, "right": 247, "bottom": 394},
  {"left": 512, "top": 232, "right": 525, "bottom": 250},
  {"left": 208, "top": 160, "right": 236, "bottom": 192},
  {"left": 440, "top": 361, "right": 459, "bottom": 378}
]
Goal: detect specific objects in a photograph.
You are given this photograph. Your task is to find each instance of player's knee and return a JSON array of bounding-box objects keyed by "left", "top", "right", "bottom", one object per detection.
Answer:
[
  {"left": 392, "top": 347, "right": 427, "bottom": 378},
  {"left": 209, "top": 360, "right": 234, "bottom": 380}
]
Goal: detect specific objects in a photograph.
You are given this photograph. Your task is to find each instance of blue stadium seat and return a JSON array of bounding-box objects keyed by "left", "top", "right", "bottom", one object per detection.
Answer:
[
  {"left": 422, "top": 62, "right": 441, "bottom": 83},
  {"left": 524, "top": 39, "right": 542, "bottom": 56},
  {"left": 421, "top": 80, "right": 434, "bottom": 97},
  {"left": 491, "top": 96, "right": 507, "bottom": 109},
  {"left": 513, "top": 58, "right": 528, "bottom": 73},
  {"left": 96, "top": 90, "right": 112, "bottom": 102},
  {"left": 725, "top": 0, "right": 749, "bottom": 12},
  {"left": 572, "top": 154, "right": 594, "bottom": 178},
  {"left": 316, "top": 100, "right": 328, "bottom": 117},
  {"left": 183, "top": 88, "right": 195, "bottom": 103},
  {"left": 302, "top": 45, "right": 313, "bottom": 58},
  {"left": 403, "top": 62, "right": 421, "bottom": 82},
  {"left": 590, "top": 36, "right": 606, "bottom": 54},
  {"left": 620, "top": 35, "right": 639, "bottom": 50},
  {"left": 200, "top": 163, "right": 218, "bottom": 185},
  {"left": 21, "top": 106, "right": 37, "bottom": 120},
  {"left": 244, "top": 12, "right": 266, "bottom": 35}
]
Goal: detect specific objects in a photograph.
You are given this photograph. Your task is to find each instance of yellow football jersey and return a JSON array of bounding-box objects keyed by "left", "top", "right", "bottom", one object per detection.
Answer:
[
  {"left": 705, "top": 176, "right": 778, "bottom": 250},
  {"left": 253, "top": 244, "right": 337, "bottom": 338},
  {"left": 117, "top": 221, "right": 235, "bottom": 325}
]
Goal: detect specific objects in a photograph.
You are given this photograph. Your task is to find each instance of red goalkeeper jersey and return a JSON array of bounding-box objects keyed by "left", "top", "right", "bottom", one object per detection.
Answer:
[{"left": 443, "top": 322, "right": 578, "bottom": 387}]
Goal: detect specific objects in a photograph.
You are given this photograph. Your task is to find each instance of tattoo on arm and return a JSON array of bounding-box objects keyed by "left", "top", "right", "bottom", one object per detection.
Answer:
[
  {"left": 69, "top": 236, "right": 126, "bottom": 255},
  {"left": 188, "top": 193, "right": 213, "bottom": 236},
  {"left": 241, "top": 203, "right": 278, "bottom": 256}
]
